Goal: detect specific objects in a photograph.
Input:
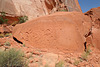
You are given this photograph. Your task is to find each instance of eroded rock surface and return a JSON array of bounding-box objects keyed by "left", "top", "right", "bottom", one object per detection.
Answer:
[
  {"left": 85, "top": 7, "right": 100, "bottom": 29},
  {"left": 85, "top": 7, "right": 100, "bottom": 50},
  {"left": 0, "top": 0, "right": 82, "bottom": 20},
  {"left": 13, "top": 12, "right": 92, "bottom": 53}
]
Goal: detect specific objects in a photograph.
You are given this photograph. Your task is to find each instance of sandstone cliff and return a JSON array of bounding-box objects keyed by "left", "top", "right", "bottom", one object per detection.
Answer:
[{"left": 0, "top": 0, "right": 82, "bottom": 20}]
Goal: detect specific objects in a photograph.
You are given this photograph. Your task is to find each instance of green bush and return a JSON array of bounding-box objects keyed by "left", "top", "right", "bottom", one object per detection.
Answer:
[
  {"left": 5, "top": 33, "right": 12, "bottom": 37},
  {"left": 1, "top": 12, "right": 6, "bottom": 17},
  {"left": 0, "top": 16, "right": 8, "bottom": 24},
  {"left": 22, "top": 43, "right": 26, "bottom": 47},
  {"left": 86, "top": 46, "right": 92, "bottom": 54},
  {"left": 0, "top": 34, "right": 4, "bottom": 38},
  {"left": 18, "top": 16, "right": 28, "bottom": 23},
  {"left": 55, "top": 61, "right": 64, "bottom": 67},
  {"left": 0, "top": 48, "right": 28, "bottom": 67},
  {"left": 0, "top": 33, "right": 12, "bottom": 38},
  {"left": 0, "top": 12, "right": 8, "bottom": 24},
  {"left": 73, "top": 60, "right": 80, "bottom": 66},
  {"left": 81, "top": 52, "right": 88, "bottom": 61},
  {"left": 11, "top": 21, "right": 18, "bottom": 26},
  {"left": 81, "top": 46, "right": 92, "bottom": 61},
  {"left": 4, "top": 41, "right": 11, "bottom": 46}
]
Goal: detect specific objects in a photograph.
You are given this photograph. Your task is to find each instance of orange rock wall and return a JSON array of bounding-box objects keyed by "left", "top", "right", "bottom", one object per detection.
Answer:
[{"left": 0, "top": 0, "right": 82, "bottom": 20}]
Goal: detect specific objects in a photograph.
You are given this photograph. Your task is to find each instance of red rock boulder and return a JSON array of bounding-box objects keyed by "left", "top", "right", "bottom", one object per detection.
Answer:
[{"left": 13, "top": 12, "right": 92, "bottom": 53}]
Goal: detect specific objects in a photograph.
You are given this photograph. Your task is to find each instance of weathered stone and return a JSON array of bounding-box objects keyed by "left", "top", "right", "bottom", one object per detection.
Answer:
[
  {"left": 64, "top": 0, "right": 82, "bottom": 12},
  {"left": 42, "top": 53, "right": 58, "bottom": 67},
  {"left": 28, "top": 63, "right": 38, "bottom": 67},
  {"left": 85, "top": 7, "right": 100, "bottom": 50},
  {"left": 13, "top": 12, "right": 92, "bottom": 53},
  {"left": 0, "top": 0, "right": 82, "bottom": 20},
  {"left": 0, "top": 26, "right": 12, "bottom": 33},
  {"left": 25, "top": 53, "right": 32, "bottom": 59},
  {"left": 85, "top": 7, "right": 100, "bottom": 29}
]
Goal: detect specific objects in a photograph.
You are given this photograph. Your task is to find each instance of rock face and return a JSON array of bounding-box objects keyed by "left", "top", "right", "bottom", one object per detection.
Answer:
[
  {"left": 85, "top": 7, "right": 100, "bottom": 50},
  {"left": 92, "top": 28, "right": 100, "bottom": 50},
  {"left": 85, "top": 7, "right": 100, "bottom": 29},
  {"left": 13, "top": 12, "right": 92, "bottom": 53},
  {"left": 64, "top": 0, "right": 82, "bottom": 12},
  {"left": 0, "top": 0, "right": 82, "bottom": 20}
]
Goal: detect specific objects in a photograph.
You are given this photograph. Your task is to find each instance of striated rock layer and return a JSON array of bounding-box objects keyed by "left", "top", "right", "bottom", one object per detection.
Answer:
[
  {"left": 13, "top": 12, "right": 92, "bottom": 53},
  {"left": 0, "top": 0, "right": 82, "bottom": 20}
]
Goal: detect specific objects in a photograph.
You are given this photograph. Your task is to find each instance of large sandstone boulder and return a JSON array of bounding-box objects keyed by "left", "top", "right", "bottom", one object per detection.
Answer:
[
  {"left": 13, "top": 12, "right": 92, "bottom": 53},
  {"left": 0, "top": 0, "right": 82, "bottom": 20}
]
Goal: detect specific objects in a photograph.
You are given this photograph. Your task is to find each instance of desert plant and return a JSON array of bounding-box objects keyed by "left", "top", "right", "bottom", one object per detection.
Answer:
[
  {"left": 0, "top": 48, "right": 27, "bottom": 67},
  {"left": 0, "top": 12, "right": 8, "bottom": 24},
  {"left": 81, "top": 51, "right": 89, "bottom": 61},
  {"left": 18, "top": 16, "right": 28, "bottom": 23},
  {"left": 55, "top": 61, "right": 64, "bottom": 67},
  {"left": 86, "top": 46, "right": 92, "bottom": 54},
  {"left": 5, "top": 33, "right": 12, "bottom": 37},
  {"left": 4, "top": 41, "right": 11, "bottom": 46},
  {"left": 22, "top": 43, "right": 26, "bottom": 47},
  {"left": 0, "top": 12, "right": 5, "bottom": 17},
  {"left": 81, "top": 46, "right": 92, "bottom": 61},
  {"left": 11, "top": 21, "right": 18, "bottom": 26},
  {"left": 0, "top": 34, "right": 4, "bottom": 38},
  {"left": 0, "top": 17, "right": 8, "bottom": 24},
  {"left": 73, "top": 60, "right": 80, "bottom": 66}
]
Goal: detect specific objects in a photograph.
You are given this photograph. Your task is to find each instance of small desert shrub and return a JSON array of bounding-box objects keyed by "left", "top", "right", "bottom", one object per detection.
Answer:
[
  {"left": 73, "top": 60, "right": 80, "bottom": 66},
  {"left": 4, "top": 41, "right": 11, "bottom": 46},
  {"left": 0, "top": 48, "right": 27, "bottom": 67},
  {"left": 55, "top": 61, "right": 64, "bottom": 67},
  {"left": 22, "top": 43, "right": 26, "bottom": 47},
  {"left": 11, "top": 21, "right": 18, "bottom": 26},
  {"left": 1, "top": 12, "right": 6, "bottom": 17},
  {"left": 5, "top": 33, "right": 12, "bottom": 37},
  {"left": 81, "top": 52, "right": 88, "bottom": 61},
  {"left": 0, "top": 17, "right": 8, "bottom": 24},
  {"left": 0, "top": 34, "right": 4, "bottom": 38},
  {"left": 18, "top": 16, "right": 28, "bottom": 23},
  {"left": 0, "top": 33, "right": 12, "bottom": 38},
  {"left": 0, "top": 12, "right": 8, "bottom": 24},
  {"left": 81, "top": 46, "right": 92, "bottom": 61},
  {"left": 86, "top": 46, "right": 92, "bottom": 54}
]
